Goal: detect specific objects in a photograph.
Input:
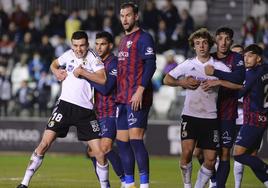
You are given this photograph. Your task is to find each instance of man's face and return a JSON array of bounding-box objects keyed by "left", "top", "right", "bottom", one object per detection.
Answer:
[
  {"left": 216, "top": 32, "right": 233, "bottom": 54},
  {"left": 244, "top": 51, "right": 261, "bottom": 68},
  {"left": 193, "top": 37, "right": 210, "bottom": 58},
  {"left": 71, "top": 38, "right": 88, "bottom": 59},
  {"left": 95, "top": 38, "right": 111, "bottom": 59},
  {"left": 120, "top": 6, "right": 138, "bottom": 33}
]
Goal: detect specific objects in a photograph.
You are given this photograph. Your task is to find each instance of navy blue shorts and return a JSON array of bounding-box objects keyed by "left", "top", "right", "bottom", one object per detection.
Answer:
[
  {"left": 99, "top": 117, "right": 116, "bottom": 140},
  {"left": 116, "top": 104, "right": 150, "bottom": 130},
  {"left": 235, "top": 125, "right": 266, "bottom": 150},
  {"left": 220, "top": 120, "right": 236, "bottom": 148}
]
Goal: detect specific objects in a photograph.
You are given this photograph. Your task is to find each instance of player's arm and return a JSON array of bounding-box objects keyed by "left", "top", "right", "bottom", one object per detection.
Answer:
[
  {"left": 205, "top": 55, "right": 245, "bottom": 84},
  {"left": 50, "top": 59, "right": 67, "bottom": 81},
  {"left": 73, "top": 65, "right": 107, "bottom": 85},
  {"left": 202, "top": 79, "right": 242, "bottom": 91},
  {"left": 89, "top": 62, "right": 117, "bottom": 95},
  {"left": 164, "top": 75, "right": 200, "bottom": 89}
]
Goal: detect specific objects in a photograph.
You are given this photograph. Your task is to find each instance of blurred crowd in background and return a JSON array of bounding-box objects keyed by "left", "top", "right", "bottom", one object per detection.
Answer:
[{"left": 0, "top": 0, "right": 267, "bottom": 118}]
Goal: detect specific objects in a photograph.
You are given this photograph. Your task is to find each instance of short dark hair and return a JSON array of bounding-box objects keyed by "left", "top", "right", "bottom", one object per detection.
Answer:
[
  {"left": 215, "top": 27, "right": 234, "bottom": 39},
  {"left": 244, "top": 44, "right": 263, "bottom": 57},
  {"left": 120, "top": 2, "right": 139, "bottom": 14},
  {"left": 188, "top": 28, "right": 214, "bottom": 49},
  {"left": 96, "top": 31, "right": 114, "bottom": 43},
  {"left": 71, "top": 31, "right": 88, "bottom": 42}
]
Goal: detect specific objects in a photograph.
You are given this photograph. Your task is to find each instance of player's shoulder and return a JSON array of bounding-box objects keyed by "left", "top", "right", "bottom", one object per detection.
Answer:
[
  {"left": 139, "top": 29, "right": 154, "bottom": 40},
  {"left": 60, "top": 49, "right": 73, "bottom": 58},
  {"left": 211, "top": 57, "right": 230, "bottom": 71}
]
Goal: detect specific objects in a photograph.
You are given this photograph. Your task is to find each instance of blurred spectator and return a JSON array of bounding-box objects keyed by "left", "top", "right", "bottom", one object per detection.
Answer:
[
  {"left": 256, "top": 18, "right": 268, "bottom": 62},
  {"left": 28, "top": 51, "right": 45, "bottom": 81},
  {"left": 81, "top": 7, "right": 102, "bottom": 32},
  {"left": 38, "top": 34, "right": 54, "bottom": 72},
  {"left": 36, "top": 71, "right": 51, "bottom": 117},
  {"left": 171, "top": 9, "right": 194, "bottom": 57},
  {"left": 162, "top": 50, "right": 178, "bottom": 76},
  {"left": 0, "top": 68, "right": 11, "bottom": 116},
  {"left": 141, "top": 0, "right": 161, "bottom": 35},
  {"left": 7, "top": 21, "right": 21, "bottom": 43},
  {"left": 11, "top": 53, "right": 30, "bottom": 95},
  {"left": 54, "top": 35, "right": 69, "bottom": 58},
  {"left": 160, "top": 0, "right": 181, "bottom": 38},
  {"left": 32, "top": 8, "right": 46, "bottom": 31},
  {"left": 27, "top": 21, "right": 42, "bottom": 44},
  {"left": 0, "top": 34, "right": 16, "bottom": 67},
  {"left": 10, "top": 4, "right": 30, "bottom": 34},
  {"left": 0, "top": 4, "right": 9, "bottom": 35},
  {"left": 48, "top": 4, "right": 67, "bottom": 37},
  {"left": 14, "top": 80, "right": 34, "bottom": 116},
  {"left": 155, "top": 19, "right": 169, "bottom": 53},
  {"left": 14, "top": 32, "right": 35, "bottom": 61},
  {"left": 102, "top": 16, "right": 113, "bottom": 35},
  {"left": 242, "top": 32, "right": 255, "bottom": 46},
  {"left": 104, "top": 6, "right": 121, "bottom": 36},
  {"left": 241, "top": 16, "right": 258, "bottom": 43},
  {"left": 65, "top": 9, "right": 81, "bottom": 41},
  {"left": 231, "top": 44, "right": 244, "bottom": 54}
]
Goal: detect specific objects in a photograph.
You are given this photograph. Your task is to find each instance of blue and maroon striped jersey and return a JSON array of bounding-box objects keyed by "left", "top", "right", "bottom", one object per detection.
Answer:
[
  {"left": 240, "top": 64, "right": 268, "bottom": 127},
  {"left": 91, "top": 54, "right": 117, "bottom": 119},
  {"left": 116, "top": 29, "right": 156, "bottom": 107},
  {"left": 211, "top": 51, "right": 245, "bottom": 120}
]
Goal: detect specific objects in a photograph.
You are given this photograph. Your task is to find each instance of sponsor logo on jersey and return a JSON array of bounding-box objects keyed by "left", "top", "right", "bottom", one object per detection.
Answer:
[
  {"left": 116, "top": 107, "right": 119, "bottom": 118},
  {"left": 145, "top": 47, "right": 154, "bottom": 55},
  {"left": 213, "top": 130, "right": 219, "bottom": 143},
  {"left": 237, "top": 60, "right": 244, "bottom": 66},
  {"left": 109, "top": 69, "right": 117, "bottom": 76},
  {"left": 127, "top": 41, "right": 133, "bottom": 48},
  {"left": 128, "top": 113, "right": 137, "bottom": 126}
]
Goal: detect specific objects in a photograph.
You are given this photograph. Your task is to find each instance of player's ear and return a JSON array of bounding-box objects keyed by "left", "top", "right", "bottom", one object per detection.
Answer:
[{"left": 109, "top": 43, "right": 114, "bottom": 50}]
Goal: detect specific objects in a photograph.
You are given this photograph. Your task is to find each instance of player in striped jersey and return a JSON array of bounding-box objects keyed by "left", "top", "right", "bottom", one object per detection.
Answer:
[
  {"left": 233, "top": 44, "right": 268, "bottom": 187},
  {"left": 17, "top": 31, "right": 109, "bottom": 188},
  {"left": 116, "top": 2, "right": 156, "bottom": 188},
  {"left": 88, "top": 31, "right": 125, "bottom": 188},
  {"left": 164, "top": 28, "right": 230, "bottom": 188},
  {"left": 195, "top": 27, "right": 245, "bottom": 188}
]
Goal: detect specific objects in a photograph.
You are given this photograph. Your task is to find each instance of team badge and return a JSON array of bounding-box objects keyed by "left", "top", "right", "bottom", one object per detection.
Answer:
[
  {"left": 128, "top": 113, "right": 137, "bottom": 125},
  {"left": 213, "top": 130, "right": 219, "bottom": 143},
  {"left": 181, "top": 130, "right": 187, "bottom": 138},
  {"left": 126, "top": 41, "right": 133, "bottom": 48},
  {"left": 71, "top": 60, "right": 74, "bottom": 63},
  {"left": 82, "top": 59, "right": 88, "bottom": 66},
  {"left": 48, "top": 121, "right": 55, "bottom": 128},
  {"left": 90, "top": 120, "right": 100, "bottom": 132}
]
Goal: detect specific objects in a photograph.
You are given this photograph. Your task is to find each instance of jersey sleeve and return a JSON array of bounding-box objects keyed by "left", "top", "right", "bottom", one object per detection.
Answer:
[
  {"left": 137, "top": 33, "right": 156, "bottom": 61},
  {"left": 89, "top": 50, "right": 105, "bottom": 72},
  {"left": 168, "top": 60, "right": 188, "bottom": 79},
  {"left": 90, "top": 59, "right": 117, "bottom": 95},
  {"left": 214, "top": 54, "right": 245, "bottom": 84}
]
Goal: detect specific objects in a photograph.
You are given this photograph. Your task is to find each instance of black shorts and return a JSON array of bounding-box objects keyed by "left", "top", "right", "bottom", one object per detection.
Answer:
[
  {"left": 46, "top": 100, "right": 101, "bottom": 141},
  {"left": 180, "top": 115, "right": 220, "bottom": 150}
]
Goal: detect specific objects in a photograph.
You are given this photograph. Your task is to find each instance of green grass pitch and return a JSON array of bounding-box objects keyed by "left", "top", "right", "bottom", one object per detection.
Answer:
[{"left": 0, "top": 153, "right": 264, "bottom": 188}]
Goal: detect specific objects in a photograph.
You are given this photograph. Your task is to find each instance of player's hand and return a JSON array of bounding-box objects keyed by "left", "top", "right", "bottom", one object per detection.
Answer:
[
  {"left": 55, "top": 69, "right": 67, "bottom": 81},
  {"left": 201, "top": 80, "right": 220, "bottom": 92},
  {"left": 179, "top": 76, "right": 200, "bottom": 90},
  {"left": 204, "top": 65, "right": 215, "bottom": 76},
  {"left": 73, "top": 65, "right": 84, "bottom": 78},
  {"left": 130, "top": 86, "right": 144, "bottom": 111}
]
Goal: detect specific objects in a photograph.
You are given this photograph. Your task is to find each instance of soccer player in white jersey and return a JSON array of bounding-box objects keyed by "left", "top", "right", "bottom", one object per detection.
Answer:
[
  {"left": 17, "top": 31, "right": 109, "bottom": 188},
  {"left": 164, "top": 28, "right": 230, "bottom": 188}
]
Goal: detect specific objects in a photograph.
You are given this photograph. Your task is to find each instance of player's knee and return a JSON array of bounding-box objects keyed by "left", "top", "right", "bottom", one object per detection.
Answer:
[
  {"left": 204, "top": 157, "right": 216, "bottom": 170},
  {"left": 220, "top": 148, "right": 231, "bottom": 160},
  {"left": 37, "top": 140, "right": 51, "bottom": 154},
  {"left": 101, "top": 143, "right": 112, "bottom": 154},
  {"left": 181, "top": 149, "right": 193, "bottom": 164},
  {"left": 193, "top": 148, "right": 203, "bottom": 160}
]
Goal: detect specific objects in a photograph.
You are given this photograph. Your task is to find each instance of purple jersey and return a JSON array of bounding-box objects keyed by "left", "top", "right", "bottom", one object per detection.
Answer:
[
  {"left": 241, "top": 64, "right": 268, "bottom": 127},
  {"left": 94, "top": 54, "right": 117, "bottom": 119},
  {"left": 116, "top": 29, "right": 156, "bottom": 107},
  {"left": 212, "top": 51, "right": 245, "bottom": 120}
]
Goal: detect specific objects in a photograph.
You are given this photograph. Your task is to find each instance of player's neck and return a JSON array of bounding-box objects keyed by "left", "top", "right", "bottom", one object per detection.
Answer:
[
  {"left": 197, "top": 55, "right": 210, "bottom": 63},
  {"left": 102, "top": 53, "right": 111, "bottom": 62},
  {"left": 217, "top": 50, "right": 229, "bottom": 59},
  {"left": 125, "top": 26, "right": 139, "bottom": 35}
]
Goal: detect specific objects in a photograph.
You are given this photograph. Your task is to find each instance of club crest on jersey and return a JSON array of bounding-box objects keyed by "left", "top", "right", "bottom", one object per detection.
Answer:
[
  {"left": 145, "top": 47, "right": 154, "bottom": 55},
  {"left": 71, "top": 60, "right": 74, "bottom": 63},
  {"left": 67, "top": 65, "right": 74, "bottom": 72},
  {"left": 82, "top": 59, "right": 88, "bottom": 66},
  {"left": 126, "top": 41, "right": 133, "bottom": 48}
]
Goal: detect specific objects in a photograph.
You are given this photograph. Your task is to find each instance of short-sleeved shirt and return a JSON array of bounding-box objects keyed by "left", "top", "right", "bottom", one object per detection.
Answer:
[
  {"left": 58, "top": 49, "right": 104, "bottom": 109},
  {"left": 169, "top": 56, "right": 230, "bottom": 119},
  {"left": 116, "top": 29, "right": 156, "bottom": 107}
]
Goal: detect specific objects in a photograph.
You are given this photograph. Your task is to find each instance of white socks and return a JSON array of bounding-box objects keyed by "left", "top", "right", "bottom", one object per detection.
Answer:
[
  {"left": 194, "top": 165, "right": 213, "bottom": 188},
  {"left": 234, "top": 161, "right": 244, "bottom": 188},
  {"left": 180, "top": 162, "right": 193, "bottom": 188},
  {"left": 96, "top": 162, "right": 109, "bottom": 188},
  {"left": 21, "top": 151, "right": 44, "bottom": 186}
]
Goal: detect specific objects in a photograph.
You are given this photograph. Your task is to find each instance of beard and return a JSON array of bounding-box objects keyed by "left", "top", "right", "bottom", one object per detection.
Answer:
[{"left": 124, "top": 22, "right": 136, "bottom": 33}]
